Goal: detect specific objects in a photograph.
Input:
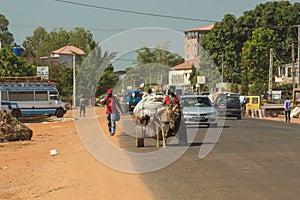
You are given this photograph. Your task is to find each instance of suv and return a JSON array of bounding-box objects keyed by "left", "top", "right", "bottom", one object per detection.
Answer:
[{"left": 213, "top": 95, "right": 242, "bottom": 119}]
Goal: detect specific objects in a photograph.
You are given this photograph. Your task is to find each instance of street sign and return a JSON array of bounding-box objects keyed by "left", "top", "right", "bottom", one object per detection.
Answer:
[
  {"left": 37, "top": 66, "right": 49, "bottom": 80},
  {"left": 197, "top": 76, "right": 206, "bottom": 84}
]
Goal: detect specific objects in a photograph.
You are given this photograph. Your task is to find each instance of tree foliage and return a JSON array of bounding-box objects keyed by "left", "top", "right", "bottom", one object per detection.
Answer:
[
  {"left": 136, "top": 46, "right": 184, "bottom": 67},
  {"left": 201, "top": 14, "right": 242, "bottom": 84},
  {"left": 76, "top": 46, "right": 117, "bottom": 99},
  {"left": 23, "top": 27, "right": 97, "bottom": 57},
  {"left": 0, "top": 14, "right": 14, "bottom": 46},
  {"left": 95, "top": 64, "right": 119, "bottom": 97},
  {"left": 201, "top": 1, "right": 300, "bottom": 94},
  {"left": 0, "top": 46, "right": 35, "bottom": 77},
  {"left": 242, "top": 28, "right": 283, "bottom": 95}
]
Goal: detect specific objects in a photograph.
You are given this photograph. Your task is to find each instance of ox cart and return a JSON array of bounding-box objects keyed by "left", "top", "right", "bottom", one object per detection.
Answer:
[{"left": 133, "top": 94, "right": 187, "bottom": 147}]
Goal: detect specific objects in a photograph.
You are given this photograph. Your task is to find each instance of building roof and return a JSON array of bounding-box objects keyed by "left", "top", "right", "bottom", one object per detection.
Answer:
[
  {"left": 171, "top": 61, "right": 193, "bottom": 70},
  {"left": 185, "top": 24, "right": 214, "bottom": 33},
  {"left": 52, "top": 45, "right": 85, "bottom": 55}
]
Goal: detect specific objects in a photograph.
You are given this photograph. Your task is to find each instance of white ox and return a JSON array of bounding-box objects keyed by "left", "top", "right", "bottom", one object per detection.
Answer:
[{"left": 133, "top": 93, "right": 183, "bottom": 147}]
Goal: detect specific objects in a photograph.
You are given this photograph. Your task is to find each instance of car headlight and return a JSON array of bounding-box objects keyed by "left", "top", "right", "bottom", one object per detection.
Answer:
[{"left": 207, "top": 112, "right": 216, "bottom": 116}]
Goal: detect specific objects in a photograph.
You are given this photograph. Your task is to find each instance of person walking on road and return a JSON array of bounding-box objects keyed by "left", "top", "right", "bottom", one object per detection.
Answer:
[
  {"left": 101, "top": 89, "right": 119, "bottom": 136},
  {"left": 284, "top": 97, "right": 292, "bottom": 122},
  {"left": 79, "top": 95, "right": 86, "bottom": 117}
]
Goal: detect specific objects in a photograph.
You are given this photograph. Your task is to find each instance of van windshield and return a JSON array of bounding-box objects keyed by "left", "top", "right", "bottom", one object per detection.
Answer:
[{"left": 50, "top": 91, "right": 59, "bottom": 100}]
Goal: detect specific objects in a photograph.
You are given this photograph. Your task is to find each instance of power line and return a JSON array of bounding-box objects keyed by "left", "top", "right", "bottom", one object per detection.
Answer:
[
  {"left": 53, "top": 0, "right": 218, "bottom": 23},
  {"left": 11, "top": 24, "right": 186, "bottom": 33}
]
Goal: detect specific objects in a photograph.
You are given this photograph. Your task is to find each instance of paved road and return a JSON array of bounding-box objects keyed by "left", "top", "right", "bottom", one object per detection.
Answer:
[{"left": 118, "top": 117, "right": 300, "bottom": 200}]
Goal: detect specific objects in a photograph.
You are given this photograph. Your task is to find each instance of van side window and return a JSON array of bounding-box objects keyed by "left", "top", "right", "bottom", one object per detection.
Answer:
[
  {"left": 9, "top": 91, "right": 34, "bottom": 101},
  {"left": 1, "top": 91, "right": 7, "bottom": 101},
  {"left": 35, "top": 91, "right": 48, "bottom": 101}
]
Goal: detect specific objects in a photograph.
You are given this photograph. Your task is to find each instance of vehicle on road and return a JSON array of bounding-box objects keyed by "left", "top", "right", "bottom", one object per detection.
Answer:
[
  {"left": 181, "top": 95, "right": 218, "bottom": 127},
  {"left": 246, "top": 95, "right": 284, "bottom": 117},
  {"left": 213, "top": 94, "right": 242, "bottom": 120},
  {"left": 95, "top": 95, "right": 105, "bottom": 107},
  {"left": 0, "top": 77, "right": 67, "bottom": 118},
  {"left": 123, "top": 89, "right": 142, "bottom": 112},
  {"left": 293, "top": 88, "right": 300, "bottom": 107}
]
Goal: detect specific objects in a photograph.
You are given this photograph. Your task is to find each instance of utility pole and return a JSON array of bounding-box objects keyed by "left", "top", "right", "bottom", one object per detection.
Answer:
[
  {"left": 73, "top": 54, "right": 76, "bottom": 108},
  {"left": 297, "top": 25, "right": 300, "bottom": 88},
  {"left": 292, "top": 42, "right": 295, "bottom": 91},
  {"left": 268, "top": 48, "right": 273, "bottom": 101},
  {"left": 221, "top": 53, "right": 224, "bottom": 83}
]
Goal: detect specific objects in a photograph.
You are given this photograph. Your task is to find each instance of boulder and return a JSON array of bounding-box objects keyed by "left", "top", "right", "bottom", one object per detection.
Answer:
[{"left": 0, "top": 110, "right": 33, "bottom": 142}]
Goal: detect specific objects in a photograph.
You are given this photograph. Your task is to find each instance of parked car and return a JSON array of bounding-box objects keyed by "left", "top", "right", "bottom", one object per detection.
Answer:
[
  {"left": 213, "top": 95, "right": 242, "bottom": 119},
  {"left": 181, "top": 95, "right": 218, "bottom": 127}
]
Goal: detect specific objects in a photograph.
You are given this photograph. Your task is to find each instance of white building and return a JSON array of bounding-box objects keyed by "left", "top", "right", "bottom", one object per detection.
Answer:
[
  {"left": 169, "top": 61, "right": 193, "bottom": 86},
  {"left": 275, "top": 62, "right": 299, "bottom": 85}
]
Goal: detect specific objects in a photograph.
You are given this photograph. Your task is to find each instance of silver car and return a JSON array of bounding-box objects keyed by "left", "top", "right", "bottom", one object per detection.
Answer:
[{"left": 181, "top": 95, "right": 218, "bottom": 127}]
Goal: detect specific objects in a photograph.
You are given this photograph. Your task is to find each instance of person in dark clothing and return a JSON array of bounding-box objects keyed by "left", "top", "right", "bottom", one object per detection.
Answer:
[
  {"left": 284, "top": 97, "right": 292, "bottom": 122},
  {"left": 79, "top": 96, "right": 86, "bottom": 117}
]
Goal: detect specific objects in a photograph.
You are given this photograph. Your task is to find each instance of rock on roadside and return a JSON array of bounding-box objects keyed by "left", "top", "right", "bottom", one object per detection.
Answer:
[{"left": 0, "top": 110, "right": 33, "bottom": 142}]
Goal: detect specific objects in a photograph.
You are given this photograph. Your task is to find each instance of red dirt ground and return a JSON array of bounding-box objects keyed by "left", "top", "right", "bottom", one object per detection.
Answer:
[{"left": 0, "top": 108, "right": 154, "bottom": 200}]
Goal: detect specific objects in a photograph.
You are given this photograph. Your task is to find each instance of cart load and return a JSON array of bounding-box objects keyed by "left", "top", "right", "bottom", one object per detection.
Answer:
[{"left": 133, "top": 93, "right": 187, "bottom": 147}]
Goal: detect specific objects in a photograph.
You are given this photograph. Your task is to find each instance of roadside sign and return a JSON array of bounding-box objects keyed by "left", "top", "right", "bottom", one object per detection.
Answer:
[
  {"left": 197, "top": 76, "right": 206, "bottom": 84},
  {"left": 37, "top": 66, "right": 49, "bottom": 80},
  {"left": 271, "top": 90, "right": 281, "bottom": 99}
]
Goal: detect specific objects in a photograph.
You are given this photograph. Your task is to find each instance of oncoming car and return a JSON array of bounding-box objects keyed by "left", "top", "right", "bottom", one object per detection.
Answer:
[
  {"left": 181, "top": 95, "right": 218, "bottom": 127},
  {"left": 124, "top": 89, "right": 142, "bottom": 112}
]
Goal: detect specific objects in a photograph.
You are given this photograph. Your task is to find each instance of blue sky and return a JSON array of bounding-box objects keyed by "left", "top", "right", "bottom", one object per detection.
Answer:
[{"left": 1, "top": 0, "right": 297, "bottom": 45}]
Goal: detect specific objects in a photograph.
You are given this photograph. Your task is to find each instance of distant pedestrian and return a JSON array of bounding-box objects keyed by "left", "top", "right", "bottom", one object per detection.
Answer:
[
  {"left": 79, "top": 95, "right": 86, "bottom": 117},
  {"left": 284, "top": 97, "right": 292, "bottom": 122}
]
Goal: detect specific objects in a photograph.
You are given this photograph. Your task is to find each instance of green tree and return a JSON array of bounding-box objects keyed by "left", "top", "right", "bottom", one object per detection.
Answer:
[
  {"left": 201, "top": 14, "right": 243, "bottom": 84},
  {"left": 0, "top": 14, "right": 14, "bottom": 45},
  {"left": 0, "top": 46, "right": 35, "bottom": 76},
  {"left": 230, "top": 83, "right": 239, "bottom": 93},
  {"left": 76, "top": 46, "right": 117, "bottom": 99},
  {"left": 23, "top": 27, "right": 50, "bottom": 57},
  {"left": 241, "top": 28, "right": 283, "bottom": 95},
  {"left": 188, "top": 65, "right": 197, "bottom": 89},
  {"left": 95, "top": 65, "right": 119, "bottom": 96},
  {"left": 238, "top": 1, "right": 299, "bottom": 65},
  {"left": 198, "top": 46, "right": 221, "bottom": 92},
  {"left": 136, "top": 46, "right": 184, "bottom": 67},
  {"left": 23, "top": 27, "right": 97, "bottom": 57},
  {"left": 201, "top": 1, "right": 300, "bottom": 92}
]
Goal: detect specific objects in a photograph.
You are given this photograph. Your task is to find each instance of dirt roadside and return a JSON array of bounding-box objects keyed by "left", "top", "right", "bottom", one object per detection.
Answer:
[
  {"left": 0, "top": 108, "right": 154, "bottom": 200},
  {"left": 255, "top": 114, "right": 300, "bottom": 124}
]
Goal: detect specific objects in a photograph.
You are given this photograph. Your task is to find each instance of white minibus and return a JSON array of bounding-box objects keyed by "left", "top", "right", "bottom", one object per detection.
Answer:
[{"left": 0, "top": 82, "right": 67, "bottom": 118}]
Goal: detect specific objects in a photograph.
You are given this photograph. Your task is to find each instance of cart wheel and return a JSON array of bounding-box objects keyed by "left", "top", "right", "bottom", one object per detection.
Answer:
[
  {"left": 270, "top": 110, "right": 279, "bottom": 117},
  {"left": 136, "top": 126, "right": 144, "bottom": 147}
]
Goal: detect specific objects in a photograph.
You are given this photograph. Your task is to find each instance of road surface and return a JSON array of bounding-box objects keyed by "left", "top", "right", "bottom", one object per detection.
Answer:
[{"left": 118, "top": 116, "right": 300, "bottom": 200}]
